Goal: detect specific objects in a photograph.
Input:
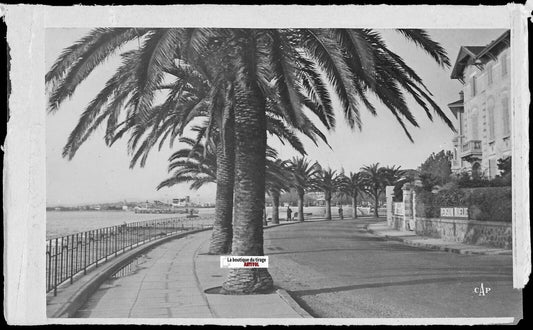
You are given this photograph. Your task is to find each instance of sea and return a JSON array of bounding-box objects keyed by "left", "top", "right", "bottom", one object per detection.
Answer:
[
  {"left": 46, "top": 208, "right": 216, "bottom": 239},
  {"left": 46, "top": 206, "right": 367, "bottom": 239}
]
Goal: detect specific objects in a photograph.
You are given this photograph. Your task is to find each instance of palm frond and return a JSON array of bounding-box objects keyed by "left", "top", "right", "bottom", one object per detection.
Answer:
[
  {"left": 396, "top": 29, "right": 451, "bottom": 68},
  {"left": 48, "top": 28, "right": 144, "bottom": 112}
]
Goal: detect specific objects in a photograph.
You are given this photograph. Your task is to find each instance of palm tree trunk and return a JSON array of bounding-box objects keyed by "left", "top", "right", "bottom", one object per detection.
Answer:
[
  {"left": 208, "top": 139, "right": 234, "bottom": 255},
  {"left": 263, "top": 203, "right": 268, "bottom": 226},
  {"left": 352, "top": 192, "right": 358, "bottom": 219},
  {"left": 221, "top": 42, "right": 273, "bottom": 294},
  {"left": 374, "top": 190, "right": 379, "bottom": 218},
  {"left": 271, "top": 191, "right": 280, "bottom": 224},
  {"left": 297, "top": 189, "right": 305, "bottom": 222},
  {"left": 325, "top": 197, "right": 332, "bottom": 220}
]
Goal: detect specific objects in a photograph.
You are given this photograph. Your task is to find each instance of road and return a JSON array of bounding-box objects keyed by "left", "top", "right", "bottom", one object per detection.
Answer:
[{"left": 265, "top": 218, "right": 522, "bottom": 319}]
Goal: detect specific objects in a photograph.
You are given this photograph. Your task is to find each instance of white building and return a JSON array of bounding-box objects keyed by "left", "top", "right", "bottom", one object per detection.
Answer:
[{"left": 448, "top": 30, "right": 511, "bottom": 179}]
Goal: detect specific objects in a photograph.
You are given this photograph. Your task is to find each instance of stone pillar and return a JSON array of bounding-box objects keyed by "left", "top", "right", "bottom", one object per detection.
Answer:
[
  {"left": 402, "top": 183, "right": 413, "bottom": 231},
  {"left": 411, "top": 190, "right": 417, "bottom": 231},
  {"left": 385, "top": 186, "right": 395, "bottom": 227}
]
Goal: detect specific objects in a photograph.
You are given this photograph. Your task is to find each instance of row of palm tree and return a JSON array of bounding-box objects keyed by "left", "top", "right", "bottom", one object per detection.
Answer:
[
  {"left": 158, "top": 139, "right": 406, "bottom": 223},
  {"left": 46, "top": 27, "right": 453, "bottom": 294}
]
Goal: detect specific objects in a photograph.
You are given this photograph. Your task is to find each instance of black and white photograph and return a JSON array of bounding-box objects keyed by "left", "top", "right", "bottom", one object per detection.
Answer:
[{"left": 2, "top": 4, "right": 530, "bottom": 326}]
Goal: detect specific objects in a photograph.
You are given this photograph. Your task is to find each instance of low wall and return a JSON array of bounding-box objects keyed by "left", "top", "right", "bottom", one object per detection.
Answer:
[{"left": 415, "top": 217, "right": 512, "bottom": 249}]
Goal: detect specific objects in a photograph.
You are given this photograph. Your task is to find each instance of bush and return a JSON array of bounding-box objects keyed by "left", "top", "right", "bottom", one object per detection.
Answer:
[
  {"left": 415, "top": 186, "right": 512, "bottom": 222},
  {"left": 462, "top": 187, "right": 512, "bottom": 222}
]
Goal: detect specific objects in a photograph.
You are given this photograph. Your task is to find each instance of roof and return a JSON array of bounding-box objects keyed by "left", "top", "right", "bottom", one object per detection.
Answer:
[
  {"left": 447, "top": 98, "right": 464, "bottom": 118},
  {"left": 447, "top": 99, "right": 463, "bottom": 108},
  {"left": 450, "top": 30, "right": 510, "bottom": 80}
]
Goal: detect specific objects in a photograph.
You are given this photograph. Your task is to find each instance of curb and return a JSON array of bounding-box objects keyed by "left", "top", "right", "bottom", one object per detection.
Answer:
[
  {"left": 365, "top": 225, "right": 511, "bottom": 256},
  {"left": 47, "top": 227, "right": 212, "bottom": 318},
  {"left": 275, "top": 289, "right": 313, "bottom": 318}
]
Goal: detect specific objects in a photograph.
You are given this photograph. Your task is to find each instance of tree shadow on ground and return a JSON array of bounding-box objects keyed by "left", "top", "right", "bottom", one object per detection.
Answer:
[{"left": 290, "top": 275, "right": 510, "bottom": 297}]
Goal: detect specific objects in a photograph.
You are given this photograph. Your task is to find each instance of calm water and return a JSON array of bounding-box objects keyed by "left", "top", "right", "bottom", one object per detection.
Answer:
[
  {"left": 46, "top": 206, "right": 371, "bottom": 239},
  {"left": 46, "top": 208, "right": 216, "bottom": 239}
]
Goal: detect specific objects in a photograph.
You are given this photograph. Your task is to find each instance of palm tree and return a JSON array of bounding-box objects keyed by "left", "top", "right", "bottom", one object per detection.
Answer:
[
  {"left": 360, "top": 163, "right": 388, "bottom": 218},
  {"left": 382, "top": 165, "right": 407, "bottom": 187},
  {"left": 360, "top": 164, "right": 406, "bottom": 218},
  {"left": 265, "top": 158, "right": 292, "bottom": 225},
  {"left": 313, "top": 167, "right": 342, "bottom": 220},
  {"left": 156, "top": 136, "right": 216, "bottom": 190},
  {"left": 47, "top": 27, "right": 454, "bottom": 294},
  {"left": 339, "top": 171, "right": 365, "bottom": 219},
  {"left": 288, "top": 157, "right": 321, "bottom": 222}
]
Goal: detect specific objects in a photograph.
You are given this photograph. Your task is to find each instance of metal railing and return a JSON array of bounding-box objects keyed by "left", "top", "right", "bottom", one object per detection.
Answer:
[{"left": 46, "top": 217, "right": 212, "bottom": 296}]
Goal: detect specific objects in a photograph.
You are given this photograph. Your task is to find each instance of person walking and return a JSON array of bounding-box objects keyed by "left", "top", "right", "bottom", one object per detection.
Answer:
[
  {"left": 338, "top": 205, "right": 344, "bottom": 220},
  {"left": 286, "top": 206, "right": 292, "bottom": 222}
]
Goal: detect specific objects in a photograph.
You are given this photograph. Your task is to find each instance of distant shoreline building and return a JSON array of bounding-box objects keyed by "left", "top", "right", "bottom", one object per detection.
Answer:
[{"left": 448, "top": 30, "right": 511, "bottom": 179}]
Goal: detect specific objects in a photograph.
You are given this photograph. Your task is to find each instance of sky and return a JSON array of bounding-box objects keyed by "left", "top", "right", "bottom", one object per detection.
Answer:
[{"left": 45, "top": 28, "right": 506, "bottom": 206}]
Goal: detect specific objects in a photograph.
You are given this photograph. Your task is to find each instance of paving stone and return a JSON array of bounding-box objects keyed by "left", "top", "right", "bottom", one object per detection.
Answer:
[{"left": 71, "top": 230, "right": 303, "bottom": 319}]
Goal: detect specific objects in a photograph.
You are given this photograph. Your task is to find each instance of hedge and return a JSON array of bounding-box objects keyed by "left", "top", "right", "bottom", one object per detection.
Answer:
[{"left": 415, "top": 186, "right": 512, "bottom": 222}]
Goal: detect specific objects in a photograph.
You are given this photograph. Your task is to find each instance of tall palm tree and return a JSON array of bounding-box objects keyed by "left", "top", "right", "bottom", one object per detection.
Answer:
[
  {"left": 360, "top": 163, "right": 388, "bottom": 218},
  {"left": 313, "top": 167, "right": 342, "bottom": 220},
  {"left": 52, "top": 44, "right": 326, "bottom": 256},
  {"left": 288, "top": 157, "right": 321, "bottom": 222},
  {"left": 339, "top": 171, "right": 365, "bottom": 219},
  {"left": 265, "top": 158, "right": 292, "bottom": 225},
  {"left": 47, "top": 27, "right": 453, "bottom": 294}
]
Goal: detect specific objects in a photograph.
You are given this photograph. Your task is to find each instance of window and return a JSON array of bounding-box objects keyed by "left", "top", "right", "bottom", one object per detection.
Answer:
[
  {"left": 487, "top": 64, "right": 493, "bottom": 85},
  {"left": 502, "top": 96, "right": 510, "bottom": 136},
  {"left": 471, "top": 76, "right": 477, "bottom": 97},
  {"left": 501, "top": 53, "right": 508, "bottom": 76}
]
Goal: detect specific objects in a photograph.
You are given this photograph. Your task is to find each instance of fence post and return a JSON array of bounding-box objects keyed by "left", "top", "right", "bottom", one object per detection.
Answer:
[
  {"left": 70, "top": 235, "right": 74, "bottom": 284},
  {"left": 54, "top": 238, "right": 59, "bottom": 296}
]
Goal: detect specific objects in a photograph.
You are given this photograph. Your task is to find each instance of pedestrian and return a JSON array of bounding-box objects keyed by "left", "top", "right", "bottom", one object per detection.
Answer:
[
  {"left": 286, "top": 206, "right": 292, "bottom": 222},
  {"left": 338, "top": 205, "right": 344, "bottom": 220}
]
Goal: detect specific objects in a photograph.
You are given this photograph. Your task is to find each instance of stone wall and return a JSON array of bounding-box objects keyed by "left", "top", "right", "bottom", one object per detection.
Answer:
[{"left": 415, "top": 217, "right": 512, "bottom": 249}]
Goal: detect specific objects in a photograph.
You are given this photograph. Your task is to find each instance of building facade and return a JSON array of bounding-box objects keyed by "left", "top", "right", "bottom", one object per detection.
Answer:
[{"left": 448, "top": 30, "right": 511, "bottom": 179}]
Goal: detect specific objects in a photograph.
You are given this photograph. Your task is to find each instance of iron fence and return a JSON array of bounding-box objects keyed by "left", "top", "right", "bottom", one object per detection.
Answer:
[{"left": 46, "top": 217, "right": 212, "bottom": 296}]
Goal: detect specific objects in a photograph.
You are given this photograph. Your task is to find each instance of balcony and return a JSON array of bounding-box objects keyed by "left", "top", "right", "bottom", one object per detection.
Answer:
[{"left": 461, "top": 140, "right": 482, "bottom": 158}]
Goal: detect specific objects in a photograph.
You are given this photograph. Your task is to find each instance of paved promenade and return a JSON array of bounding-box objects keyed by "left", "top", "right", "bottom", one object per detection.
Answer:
[{"left": 74, "top": 228, "right": 307, "bottom": 318}]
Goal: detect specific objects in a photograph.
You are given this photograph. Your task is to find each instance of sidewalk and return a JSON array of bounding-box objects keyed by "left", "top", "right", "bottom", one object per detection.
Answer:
[
  {"left": 73, "top": 229, "right": 309, "bottom": 318},
  {"left": 366, "top": 221, "right": 512, "bottom": 256}
]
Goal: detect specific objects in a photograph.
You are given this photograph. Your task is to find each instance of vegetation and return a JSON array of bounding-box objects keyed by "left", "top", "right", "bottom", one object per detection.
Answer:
[
  {"left": 47, "top": 28, "right": 452, "bottom": 294},
  {"left": 418, "top": 150, "right": 453, "bottom": 190},
  {"left": 338, "top": 172, "right": 365, "bottom": 219},
  {"left": 312, "top": 167, "right": 343, "bottom": 220},
  {"left": 360, "top": 163, "right": 406, "bottom": 217},
  {"left": 415, "top": 186, "right": 512, "bottom": 222},
  {"left": 287, "top": 157, "right": 321, "bottom": 222}
]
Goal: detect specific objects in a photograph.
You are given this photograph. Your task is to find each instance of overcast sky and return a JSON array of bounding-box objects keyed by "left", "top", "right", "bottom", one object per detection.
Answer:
[{"left": 45, "top": 28, "right": 506, "bottom": 206}]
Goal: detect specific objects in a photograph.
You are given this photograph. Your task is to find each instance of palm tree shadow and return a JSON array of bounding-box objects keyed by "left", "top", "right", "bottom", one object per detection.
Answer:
[
  {"left": 290, "top": 275, "right": 510, "bottom": 297},
  {"left": 266, "top": 245, "right": 437, "bottom": 255}
]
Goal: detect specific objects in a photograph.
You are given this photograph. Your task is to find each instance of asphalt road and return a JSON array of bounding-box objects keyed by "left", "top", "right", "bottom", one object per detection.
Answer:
[{"left": 265, "top": 218, "right": 522, "bottom": 320}]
